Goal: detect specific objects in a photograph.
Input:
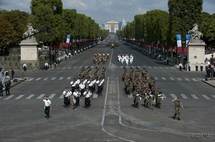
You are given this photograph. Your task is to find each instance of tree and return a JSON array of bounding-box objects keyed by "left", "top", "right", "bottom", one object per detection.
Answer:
[
  {"left": 0, "top": 10, "right": 29, "bottom": 54},
  {"left": 200, "top": 12, "right": 215, "bottom": 47},
  {"left": 168, "top": 0, "right": 203, "bottom": 45},
  {"left": 31, "top": 0, "right": 65, "bottom": 45}
]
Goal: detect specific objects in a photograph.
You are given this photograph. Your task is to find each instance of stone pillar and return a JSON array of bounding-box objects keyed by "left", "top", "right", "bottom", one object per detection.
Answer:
[
  {"left": 20, "top": 36, "right": 38, "bottom": 67},
  {"left": 188, "top": 40, "right": 206, "bottom": 71}
]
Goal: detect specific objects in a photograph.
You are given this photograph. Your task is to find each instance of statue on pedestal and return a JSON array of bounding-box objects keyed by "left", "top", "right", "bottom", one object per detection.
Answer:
[
  {"left": 23, "top": 24, "right": 38, "bottom": 39},
  {"left": 188, "top": 24, "right": 203, "bottom": 41}
]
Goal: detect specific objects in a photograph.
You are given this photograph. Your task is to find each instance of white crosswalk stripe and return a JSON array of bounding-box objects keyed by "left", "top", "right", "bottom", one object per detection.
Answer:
[
  {"left": 59, "top": 77, "right": 64, "bottom": 80},
  {"left": 170, "top": 93, "right": 177, "bottom": 99},
  {"left": 67, "top": 77, "right": 72, "bottom": 80},
  {"left": 59, "top": 94, "right": 64, "bottom": 99},
  {"left": 51, "top": 77, "right": 57, "bottom": 80},
  {"left": 37, "top": 94, "right": 46, "bottom": 99},
  {"left": 27, "top": 78, "right": 34, "bottom": 81},
  {"left": 170, "top": 77, "right": 175, "bottom": 81},
  {"left": 49, "top": 93, "right": 56, "bottom": 99},
  {"left": 161, "top": 77, "right": 166, "bottom": 80},
  {"left": 154, "top": 77, "right": 158, "bottom": 80},
  {"left": 192, "top": 78, "right": 198, "bottom": 82},
  {"left": 191, "top": 94, "right": 199, "bottom": 99},
  {"left": 26, "top": 94, "right": 34, "bottom": 99},
  {"left": 177, "top": 77, "right": 182, "bottom": 81},
  {"left": 43, "top": 77, "right": 48, "bottom": 81},
  {"left": 202, "top": 94, "right": 210, "bottom": 100},
  {"left": 4, "top": 95, "right": 14, "bottom": 100},
  {"left": 180, "top": 93, "right": 188, "bottom": 99},
  {"left": 36, "top": 77, "right": 41, "bottom": 81},
  {"left": 15, "top": 95, "right": 24, "bottom": 100},
  {"left": 212, "top": 95, "right": 215, "bottom": 99},
  {"left": 185, "top": 78, "right": 190, "bottom": 81}
]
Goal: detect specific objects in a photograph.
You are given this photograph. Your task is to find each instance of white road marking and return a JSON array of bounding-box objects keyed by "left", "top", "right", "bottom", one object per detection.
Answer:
[
  {"left": 101, "top": 77, "right": 109, "bottom": 126},
  {"left": 36, "top": 77, "right": 41, "bottom": 81},
  {"left": 27, "top": 78, "right": 34, "bottom": 81},
  {"left": 191, "top": 94, "right": 199, "bottom": 99},
  {"left": 4, "top": 95, "right": 14, "bottom": 100},
  {"left": 37, "top": 94, "right": 46, "bottom": 99},
  {"left": 170, "top": 93, "right": 177, "bottom": 99},
  {"left": 51, "top": 77, "right": 56, "bottom": 80},
  {"left": 67, "top": 67, "right": 72, "bottom": 69},
  {"left": 202, "top": 94, "right": 210, "bottom": 100},
  {"left": 43, "top": 77, "right": 48, "bottom": 81},
  {"left": 148, "top": 66, "right": 152, "bottom": 69},
  {"left": 161, "top": 77, "right": 166, "bottom": 80},
  {"left": 49, "top": 93, "right": 56, "bottom": 99},
  {"left": 180, "top": 93, "right": 188, "bottom": 99},
  {"left": 170, "top": 77, "right": 174, "bottom": 81},
  {"left": 59, "top": 77, "right": 64, "bottom": 80},
  {"left": 177, "top": 77, "right": 182, "bottom": 81},
  {"left": 67, "top": 77, "right": 71, "bottom": 80},
  {"left": 26, "top": 94, "right": 34, "bottom": 99},
  {"left": 59, "top": 94, "right": 64, "bottom": 99},
  {"left": 192, "top": 78, "right": 198, "bottom": 82},
  {"left": 154, "top": 77, "right": 158, "bottom": 80},
  {"left": 212, "top": 95, "right": 215, "bottom": 99},
  {"left": 185, "top": 78, "right": 190, "bottom": 81},
  {"left": 15, "top": 95, "right": 24, "bottom": 100}
]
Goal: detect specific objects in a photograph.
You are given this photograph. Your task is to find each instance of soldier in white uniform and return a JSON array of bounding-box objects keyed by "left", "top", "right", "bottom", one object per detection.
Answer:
[
  {"left": 129, "top": 54, "right": 134, "bottom": 64},
  {"left": 63, "top": 89, "right": 72, "bottom": 107},
  {"left": 84, "top": 90, "right": 92, "bottom": 108},
  {"left": 73, "top": 89, "right": 80, "bottom": 108},
  {"left": 97, "top": 79, "right": 105, "bottom": 96},
  {"left": 79, "top": 83, "right": 85, "bottom": 96},
  {"left": 43, "top": 97, "right": 52, "bottom": 118}
]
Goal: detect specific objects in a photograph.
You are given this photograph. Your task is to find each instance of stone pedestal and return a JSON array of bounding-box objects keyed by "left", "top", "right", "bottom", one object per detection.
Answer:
[
  {"left": 188, "top": 40, "right": 206, "bottom": 71},
  {"left": 20, "top": 36, "right": 38, "bottom": 67}
]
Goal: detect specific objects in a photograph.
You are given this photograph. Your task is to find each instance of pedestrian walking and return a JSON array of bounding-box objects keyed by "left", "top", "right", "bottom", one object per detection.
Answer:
[
  {"left": 43, "top": 97, "right": 52, "bottom": 118},
  {"left": 11, "top": 69, "right": 15, "bottom": 80},
  {"left": 4, "top": 73, "right": 11, "bottom": 96},
  {"left": 23, "top": 64, "right": 27, "bottom": 71},
  {"left": 0, "top": 82, "right": 3, "bottom": 96},
  {"left": 172, "top": 97, "right": 183, "bottom": 120}
]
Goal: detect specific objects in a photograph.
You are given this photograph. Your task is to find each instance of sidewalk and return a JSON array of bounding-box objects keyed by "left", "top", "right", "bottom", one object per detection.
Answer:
[{"left": 202, "top": 79, "right": 215, "bottom": 88}]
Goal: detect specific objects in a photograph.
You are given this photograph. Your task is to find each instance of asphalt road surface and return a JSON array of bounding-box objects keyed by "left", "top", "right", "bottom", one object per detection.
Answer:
[{"left": 0, "top": 34, "right": 215, "bottom": 142}]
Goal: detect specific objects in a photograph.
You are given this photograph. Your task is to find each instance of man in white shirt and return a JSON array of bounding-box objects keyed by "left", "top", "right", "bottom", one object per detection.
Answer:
[{"left": 43, "top": 97, "right": 52, "bottom": 118}]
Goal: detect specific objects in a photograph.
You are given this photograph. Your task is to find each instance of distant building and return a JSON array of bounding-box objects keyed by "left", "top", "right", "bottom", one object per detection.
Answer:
[{"left": 104, "top": 20, "right": 119, "bottom": 33}]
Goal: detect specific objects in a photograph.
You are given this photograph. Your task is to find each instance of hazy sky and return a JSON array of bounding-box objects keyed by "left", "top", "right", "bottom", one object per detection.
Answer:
[{"left": 0, "top": 0, "right": 214, "bottom": 24}]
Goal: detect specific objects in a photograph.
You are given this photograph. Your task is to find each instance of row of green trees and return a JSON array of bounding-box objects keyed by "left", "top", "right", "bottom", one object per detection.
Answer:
[
  {"left": 0, "top": 0, "right": 107, "bottom": 55},
  {"left": 0, "top": 10, "right": 29, "bottom": 54},
  {"left": 120, "top": 0, "right": 215, "bottom": 47},
  {"left": 31, "top": 0, "right": 107, "bottom": 47}
]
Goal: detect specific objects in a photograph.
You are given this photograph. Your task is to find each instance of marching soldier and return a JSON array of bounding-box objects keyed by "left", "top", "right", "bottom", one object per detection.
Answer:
[
  {"left": 63, "top": 89, "right": 72, "bottom": 107},
  {"left": 133, "top": 92, "right": 141, "bottom": 108},
  {"left": 84, "top": 90, "right": 92, "bottom": 108},
  {"left": 73, "top": 89, "right": 80, "bottom": 108},
  {"left": 172, "top": 97, "right": 183, "bottom": 120},
  {"left": 43, "top": 97, "right": 52, "bottom": 118}
]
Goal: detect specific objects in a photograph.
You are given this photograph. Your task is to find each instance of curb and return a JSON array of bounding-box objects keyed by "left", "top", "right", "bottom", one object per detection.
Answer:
[{"left": 202, "top": 80, "right": 215, "bottom": 88}]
